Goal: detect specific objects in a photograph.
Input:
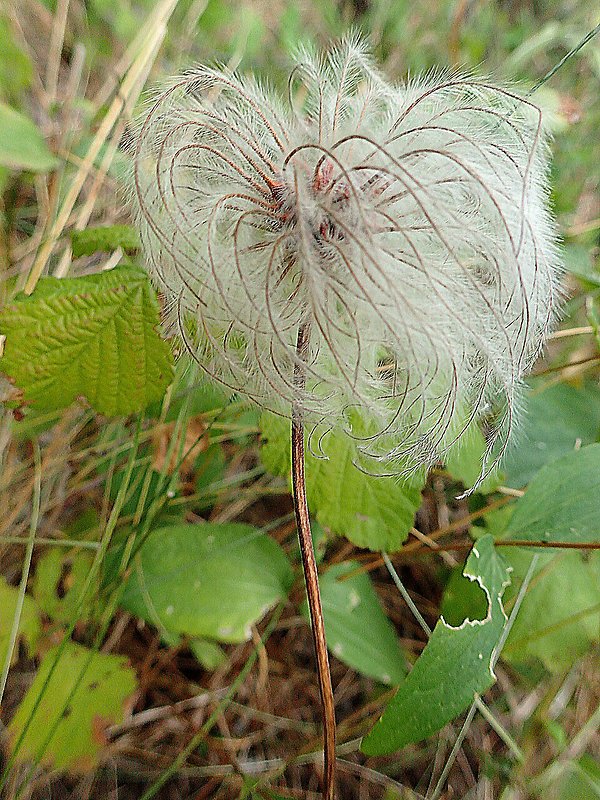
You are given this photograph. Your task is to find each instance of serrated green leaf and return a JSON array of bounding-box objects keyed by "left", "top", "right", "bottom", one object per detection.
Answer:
[
  {"left": 0, "top": 102, "right": 58, "bottom": 172},
  {"left": 71, "top": 225, "right": 141, "bottom": 258},
  {"left": 260, "top": 413, "right": 424, "bottom": 552},
  {"left": 0, "top": 266, "right": 174, "bottom": 416},
  {"left": 361, "top": 536, "right": 511, "bottom": 755},
  {"left": 501, "top": 548, "right": 600, "bottom": 672},
  {"left": 504, "top": 444, "right": 600, "bottom": 544},
  {"left": 120, "top": 523, "right": 293, "bottom": 643},
  {"left": 8, "top": 641, "right": 137, "bottom": 771},
  {"left": 502, "top": 383, "right": 600, "bottom": 488},
  {"left": 303, "top": 562, "right": 406, "bottom": 684},
  {"left": 0, "top": 578, "right": 41, "bottom": 665}
]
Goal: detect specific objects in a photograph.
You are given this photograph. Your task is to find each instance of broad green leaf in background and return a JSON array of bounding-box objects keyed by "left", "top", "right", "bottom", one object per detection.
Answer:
[
  {"left": 0, "top": 266, "right": 174, "bottom": 416},
  {"left": 71, "top": 225, "right": 141, "bottom": 258},
  {"left": 501, "top": 548, "right": 600, "bottom": 672},
  {"left": 361, "top": 535, "right": 511, "bottom": 755},
  {"left": 0, "top": 578, "right": 41, "bottom": 666},
  {"left": 502, "top": 383, "right": 600, "bottom": 488},
  {"left": 504, "top": 444, "right": 600, "bottom": 544},
  {"left": 120, "top": 523, "right": 293, "bottom": 643},
  {"left": 260, "top": 413, "right": 424, "bottom": 552},
  {"left": 0, "top": 102, "right": 58, "bottom": 172},
  {"left": 8, "top": 641, "right": 137, "bottom": 771},
  {"left": 302, "top": 562, "right": 406, "bottom": 685}
]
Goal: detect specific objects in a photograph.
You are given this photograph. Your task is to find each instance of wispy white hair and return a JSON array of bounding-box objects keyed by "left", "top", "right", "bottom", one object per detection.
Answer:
[{"left": 131, "top": 36, "right": 561, "bottom": 484}]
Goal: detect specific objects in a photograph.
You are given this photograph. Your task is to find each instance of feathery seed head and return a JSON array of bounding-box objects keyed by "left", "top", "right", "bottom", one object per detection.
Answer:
[{"left": 131, "top": 37, "right": 562, "bottom": 484}]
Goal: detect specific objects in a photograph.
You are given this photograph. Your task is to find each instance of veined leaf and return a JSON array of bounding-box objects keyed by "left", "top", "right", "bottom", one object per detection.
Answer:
[
  {"left": 0, "top": 266, "right": 174, "bottom": 416},
  {"left": 361, "top": 536, "right": 511, "bottom": 754}
]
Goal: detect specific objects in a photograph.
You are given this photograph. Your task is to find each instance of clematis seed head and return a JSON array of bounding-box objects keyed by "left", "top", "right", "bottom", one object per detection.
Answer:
[{"left": 130, "top": 36, "right": 562, "bottom": 485}]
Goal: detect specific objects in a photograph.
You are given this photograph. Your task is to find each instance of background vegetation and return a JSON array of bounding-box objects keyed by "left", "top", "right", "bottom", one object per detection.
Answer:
[{"left": 0, "top": 1, "right": 599, "bottom": 798}]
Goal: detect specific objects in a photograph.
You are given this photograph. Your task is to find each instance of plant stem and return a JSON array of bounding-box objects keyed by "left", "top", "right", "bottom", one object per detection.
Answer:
[{"left": 291, "top": 322, "right": 336, "bottom": 800}]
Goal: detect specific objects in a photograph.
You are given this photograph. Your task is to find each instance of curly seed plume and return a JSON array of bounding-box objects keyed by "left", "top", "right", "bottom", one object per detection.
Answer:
[{"left": 131, "top": 37, "right": 561, "bottom": 482}]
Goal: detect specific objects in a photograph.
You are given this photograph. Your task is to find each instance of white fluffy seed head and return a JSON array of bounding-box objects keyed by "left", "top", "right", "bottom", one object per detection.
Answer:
[{"left": 131, "top": 36, "right": 562, "bottom": 484}]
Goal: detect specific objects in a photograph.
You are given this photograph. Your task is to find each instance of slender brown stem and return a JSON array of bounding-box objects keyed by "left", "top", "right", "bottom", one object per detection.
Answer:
[{"left": 291, "top": 322, "right": 336, "bottom": 800}]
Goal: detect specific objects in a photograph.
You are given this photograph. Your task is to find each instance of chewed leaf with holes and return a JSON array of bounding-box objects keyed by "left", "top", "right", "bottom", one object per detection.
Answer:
[
  {"left": 302, "top": 562, "right": 406, "bottom": 684},
  {"left": 0, "top": 266, "right": 173, "bottom": 416},
  {"left": 0, "top": 578, "right": 41, "bottom": 666},
  {"left": 361, "top": 535, "right": 511, "bottom": 755},
  {"left": 119, "top": 523, "right": 293, "bottom": 643},
  {"left": 260, "top": 412, "right": 424, "bottom": 551},
  {"left": 8, "top": 641, "right": 137, "bottom": 771}
]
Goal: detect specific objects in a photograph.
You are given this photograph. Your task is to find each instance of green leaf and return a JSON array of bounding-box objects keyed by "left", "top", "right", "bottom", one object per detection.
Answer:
[
  {"left": 555, "top": 756, "right": 600, "bottom": 800},
  {"left": 71, "top": 225, "right": 141, "bottom": 258},
  {"left": 159, "top": 630, "right": 227, "bottom": 670},
  {"left": 32, "top": 549, "right": 95, "bottom": 625},
  {"left": 304, "top": 562, "right": 406, "bottom": 684},
  {"left": 0, "top": 266, "right": 174, "bottom": 416},
  {"left": 0, "top": 14, "right": 33, "bottom": 103},
  {"left": 0, "top": 102, "right": 58, "bottom": 172},
  {"left": 502, "top": 383, "right": 600, "bottom": 488},
  {"left": 8, "top": 641, "right": 137, "bottom": 771},
  {"left": 501, "top": 548, "right": 600, "bottom": 672},
  {"left": 440, "top": 568, "right": 488, "bottom": 627},
  {"left": 120, "top": 523, "right": 293, "bottom": 643},
  {"left": 563, "top": 243, "right": 600, "bottom": 288},
  {"left": 361, "top": 536, "right": 511, "bottom": 755},
  {"left": 189, "top": 637, "right": 227, "bottom": 670},
  {"left": 504, "top": 444, "right": 600, "bottom": 544},
  {"left": 260, "top": 413, "right": 424, "bottom": 552},
  {"left": 194, "top": 442, "right": 227, "bottom": 511},
  {"left": 0, "top": 578, "right": 41, "bottom": 665}
]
